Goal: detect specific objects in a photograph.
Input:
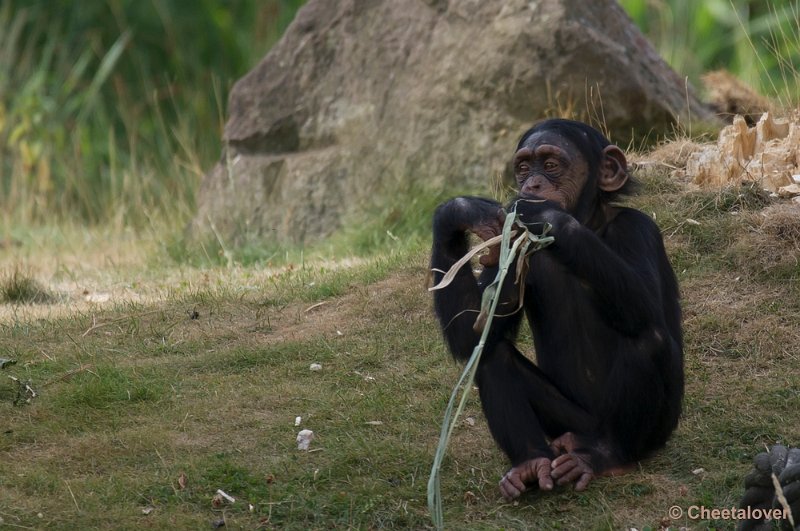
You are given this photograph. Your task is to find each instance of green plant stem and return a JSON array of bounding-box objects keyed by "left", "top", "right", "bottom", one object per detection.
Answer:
[{"left": 427, "top": 209, "right": 553, "bottom": 530}]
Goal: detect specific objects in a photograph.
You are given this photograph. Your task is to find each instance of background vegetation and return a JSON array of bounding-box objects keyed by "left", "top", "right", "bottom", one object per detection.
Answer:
[
  {"left": 621, "top": 0, "right": 800, "bottom": 107},
  {"left": 1, "top": 0, "right": 798, "bottom": 255},
  {"left": 0, "top": 0, "right": 303, "bottom": 233}
]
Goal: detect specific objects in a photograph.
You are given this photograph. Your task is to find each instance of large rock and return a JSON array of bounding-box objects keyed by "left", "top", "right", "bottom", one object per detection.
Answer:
[{"left": 192, "top": 0, "right": 715, "bottom": 245}]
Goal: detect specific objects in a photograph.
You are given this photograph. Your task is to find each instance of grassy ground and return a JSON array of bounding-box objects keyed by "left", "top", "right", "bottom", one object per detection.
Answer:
[{"left": 1, "top": 166, "right": 800, "bottom": 530}]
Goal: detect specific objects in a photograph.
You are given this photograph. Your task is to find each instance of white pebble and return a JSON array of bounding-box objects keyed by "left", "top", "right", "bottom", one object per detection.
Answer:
[
  {"left": 309, "top": 363, "right": 322, "bottom": 371},
  {"left": 297, "top": 429, "right": 314, "bottom": 450}
]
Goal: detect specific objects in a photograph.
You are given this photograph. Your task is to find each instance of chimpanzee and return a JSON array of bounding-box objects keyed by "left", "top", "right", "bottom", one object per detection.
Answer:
[{"left": 430, "top": 119, "right": 683, "bottom": 500}]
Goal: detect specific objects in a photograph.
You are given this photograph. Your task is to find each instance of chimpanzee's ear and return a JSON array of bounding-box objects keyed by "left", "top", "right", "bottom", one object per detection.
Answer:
[{"left": 598, "top": 145, "right": 628, "bottom": 192}]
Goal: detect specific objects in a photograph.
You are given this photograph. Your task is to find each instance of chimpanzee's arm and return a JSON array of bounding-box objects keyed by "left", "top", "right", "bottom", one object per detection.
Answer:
[
  {"left": 517, "top": 202, "right": 673, "bottom": 336},
  {"left": 430, "top": 197, "right": 522, "bottom": 360}
]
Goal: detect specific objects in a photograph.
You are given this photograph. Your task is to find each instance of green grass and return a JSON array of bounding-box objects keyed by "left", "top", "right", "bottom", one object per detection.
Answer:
[
  {"left": 168, "top": 178, "right": 469, "bottom": 267},
  {"left": 1, "top": 169, "right": 799, "bottom": 529}
]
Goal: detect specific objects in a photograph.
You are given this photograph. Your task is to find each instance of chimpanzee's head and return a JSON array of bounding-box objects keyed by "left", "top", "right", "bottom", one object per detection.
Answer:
[{"left": 513, "top": 119, "right": 632, "bottom": 219}]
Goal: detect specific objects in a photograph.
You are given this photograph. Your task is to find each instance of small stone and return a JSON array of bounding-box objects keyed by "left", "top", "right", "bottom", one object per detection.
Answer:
[{"left": 297, "top": 429, "right": 314, "bottom": 450}]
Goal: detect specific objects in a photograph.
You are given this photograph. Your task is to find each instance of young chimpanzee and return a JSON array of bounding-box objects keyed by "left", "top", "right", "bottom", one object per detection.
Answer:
[{"left": 430, "top": 119, "right": 683, "bottom": 500}]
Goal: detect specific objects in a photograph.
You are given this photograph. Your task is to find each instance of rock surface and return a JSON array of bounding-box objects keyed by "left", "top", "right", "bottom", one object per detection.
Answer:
[{"left": 192, "top": 0, "right": 715, "bottom": 245}]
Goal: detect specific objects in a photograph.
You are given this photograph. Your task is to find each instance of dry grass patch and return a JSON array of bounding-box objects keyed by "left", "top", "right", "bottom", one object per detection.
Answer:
[
  {"left": 630, "top": 137, "right": 707, "bottom": 182},
  {"left": 0, "top": 267, "right": 58, "bottom": 305},
  {"left": 730, "top": 203, "right": 800, "bottom": 279}
]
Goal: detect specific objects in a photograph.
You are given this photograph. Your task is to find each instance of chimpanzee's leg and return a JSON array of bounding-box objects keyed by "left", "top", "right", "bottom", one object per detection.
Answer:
[
  {"left": 476, "top": 339, "right": 606, "bottom": 499},
  {"left": 477, "top": 339, "right": 597, "bottom": 461}
]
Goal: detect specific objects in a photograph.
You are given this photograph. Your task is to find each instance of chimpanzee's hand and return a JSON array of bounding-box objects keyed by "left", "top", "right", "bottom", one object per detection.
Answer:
[
  {"left": 433, "top": 196, "right": 504, "bottom": 234},
  {"left": 432, "top": 197, "right": 505, "bottom": 262},
  {"left": 508, "top": 197, "right": 577, "bottom": 235}
]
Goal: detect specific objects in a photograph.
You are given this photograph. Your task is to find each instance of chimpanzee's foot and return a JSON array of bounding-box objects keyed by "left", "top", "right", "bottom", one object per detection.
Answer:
[
  {"left": 499, "top": 457, "right": 553, "bottom": 500},
  {"left": 550, "top": 451, "right": 595, "bottom": 491},
  {"left": 549, "top": 432, "right": 635, "bottom": 491}
]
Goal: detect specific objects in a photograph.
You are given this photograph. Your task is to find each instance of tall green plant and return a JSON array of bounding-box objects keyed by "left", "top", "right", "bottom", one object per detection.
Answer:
[
  {"left": 620, "top": 0, "right": 800, "bottom": 106},
  {"left": 0, "top": 0, "right": 305, "bottom": 228}
]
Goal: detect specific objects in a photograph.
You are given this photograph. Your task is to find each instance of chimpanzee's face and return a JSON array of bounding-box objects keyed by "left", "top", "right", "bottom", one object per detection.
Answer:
[{"left": 512, "top": 131, "right": 590, "bottom": 212}]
